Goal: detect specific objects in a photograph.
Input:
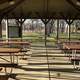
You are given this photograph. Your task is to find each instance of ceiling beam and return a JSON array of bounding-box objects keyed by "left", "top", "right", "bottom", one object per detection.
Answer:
[
  {"left": 0, "top": 0, "right": 26, "bottom": 18},
  {"left": 66, "top": 0, "right": 80, "bottom": 12}
]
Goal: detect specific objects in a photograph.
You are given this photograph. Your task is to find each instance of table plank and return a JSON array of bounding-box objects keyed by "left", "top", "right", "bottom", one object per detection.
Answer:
[
  {"left": 0, "top": 41, "right": 30, "bottom": 45},
  {"left": 63, "top": 43, "right": 80, "bottom": 50},
  {"left": 0, "top": 48, "right": 20, "bottom": 53}
]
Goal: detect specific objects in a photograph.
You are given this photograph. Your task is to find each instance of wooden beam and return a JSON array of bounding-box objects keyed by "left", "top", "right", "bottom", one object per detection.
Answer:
[
  {"left": 66, "top": 0, "right": 80, "bottom": 12},
  {"left": 0, "top": 0, "right": 26, "bottom": 18},
  {"left": 0, "top": 19, "right": 3, "bottom": 38},
  {"left": 40, "top": 19, "right": 50, "bottom": 47},
  {"left": 65, "top": 19, "right": 74, "bottom": 41},
  {"left": 57, "top": 19, "right": 59, "bottom": 40}
]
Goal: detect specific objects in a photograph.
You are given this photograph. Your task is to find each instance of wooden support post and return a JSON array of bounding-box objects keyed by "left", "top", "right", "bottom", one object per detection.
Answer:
[
  {"left": 69, "top": 24, "right": 71, "bottom": 41},
  {"left": 41, "top": 19, "right": 50, "bottom": 46},
  {"left": 0, "top": 19, "right": 2, "bottom": 38},
  {"left": 41, "top": 19, "right": 51, "bottom": 80},
  {"left": 36, "top": 12, "right": 51, "bottom": 80},
  {"left": 60, "top": 12, "right": 76, "bottom": 41},
  {"left": 65, "top": 19, "right": 74, "bottom": 41},
  {"left": 57, "top": 19, "right": 59, "bottom": 40},
  {"left": 45, "top": 23, "right": 47, "bottom": 46},
  {"left": 19, "top": 19, "right": 23, "bottom": 38},
  {"left": 6, "top": 18, "right": 8, "bottom": 41},
  {"left": 16, "top": 19, "right": 26, "bottom": 39}
]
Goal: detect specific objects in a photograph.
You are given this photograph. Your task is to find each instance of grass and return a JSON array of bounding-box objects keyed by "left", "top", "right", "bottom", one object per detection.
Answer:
[{"left": 2, "top": 32, "right": 80, "bottom": 43}]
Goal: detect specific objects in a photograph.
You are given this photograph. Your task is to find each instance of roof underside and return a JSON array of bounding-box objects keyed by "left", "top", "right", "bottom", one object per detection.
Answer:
[{"left": 0, "top": 0, "right": 80, "bottom": 19}]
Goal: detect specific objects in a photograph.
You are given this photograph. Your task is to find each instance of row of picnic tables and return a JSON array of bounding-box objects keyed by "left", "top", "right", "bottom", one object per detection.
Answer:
[
  {"left": 0, "top": 40, "right": 31, "bottom": 73},
  {"left": 62, "top": 40, "right": 80, "bottom": 70}
]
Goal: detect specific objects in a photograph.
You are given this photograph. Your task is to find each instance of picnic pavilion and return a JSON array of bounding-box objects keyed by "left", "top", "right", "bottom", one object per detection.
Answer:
[{"left": 0, "top": 0, "right": 80, "bottom": 80}]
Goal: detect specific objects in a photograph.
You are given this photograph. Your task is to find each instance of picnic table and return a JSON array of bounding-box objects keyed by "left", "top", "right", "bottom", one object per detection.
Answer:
[
  {"left": 63, "top": 43, "right": 80, "bottom": 69},
  {"left": 0, "top": 47, "right": 20, "bottom": 73},
  {"left": 0, "top": 41, "right": 31, "bottom": 61}
]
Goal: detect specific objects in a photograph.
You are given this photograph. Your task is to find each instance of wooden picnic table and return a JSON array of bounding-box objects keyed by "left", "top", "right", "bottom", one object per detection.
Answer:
[
  {"left": 0, "top": 41, "right": 31, "bottom": 61},
  {"left": 0, "top": 41, "right": 31, "bottom": 52},
  {"left": 63, "top": 43, "right": 80, "bottom": 50},
  {"left": 0, "top": 47, "right": 20, "bottom": 73},
  {"left": 61, "top": 40, "right": 79, "bottom": 44},
  {"left": 63, "top": 43, "right": 80, "bottom": 69}
]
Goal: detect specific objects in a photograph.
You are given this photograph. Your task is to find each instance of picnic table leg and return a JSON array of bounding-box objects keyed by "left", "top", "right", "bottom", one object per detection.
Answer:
[
  {"left": 72, "top": 50, "right": 76, "bottom": 69},
  {"left": 16, "top": 55, "right": 18, "bottom": 64},
  {"left": 64, "top": 49, "right": 67, "bottom": 57},
  {"left": 78, "top": 62, "right": 80, "bottom": 70},
  {"left": 12, "top": 53, "right": 15, "bottom": 63},
  {"left": 10, "top": 53, "right": 12, "bottom": 63},
  {"left": 68, "top": 50, "right": 71, "bottom": 61},
  {"left": 22, "top": 45, "right": 26, "bottom": 59},
  {"left": 5, "top": 53, "right": 13, "bottom": 74}
]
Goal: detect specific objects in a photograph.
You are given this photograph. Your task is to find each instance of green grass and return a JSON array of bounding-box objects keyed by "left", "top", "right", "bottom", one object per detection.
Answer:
[{"left": 2, "top": 32, "right": 80, "bottom": 43}]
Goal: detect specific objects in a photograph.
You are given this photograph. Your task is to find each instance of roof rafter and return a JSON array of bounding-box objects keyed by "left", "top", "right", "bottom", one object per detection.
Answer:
[
  {"left": 66, "top": 0, "right": 80, "bottom": 12},
  {"left": 0, "top": 0, "right": 26, "bottom": 18}
]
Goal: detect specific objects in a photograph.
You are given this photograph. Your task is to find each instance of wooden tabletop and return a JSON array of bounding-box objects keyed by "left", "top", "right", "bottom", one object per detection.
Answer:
[
  {"left": 63, "top": 43, "right": 80, "bottom": 50},
  {"left": 0, "top": 41, "right": 30, "bottom": 45},
  {"left": 0, "top": 48, "right": 20, "bottom": 53}
]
